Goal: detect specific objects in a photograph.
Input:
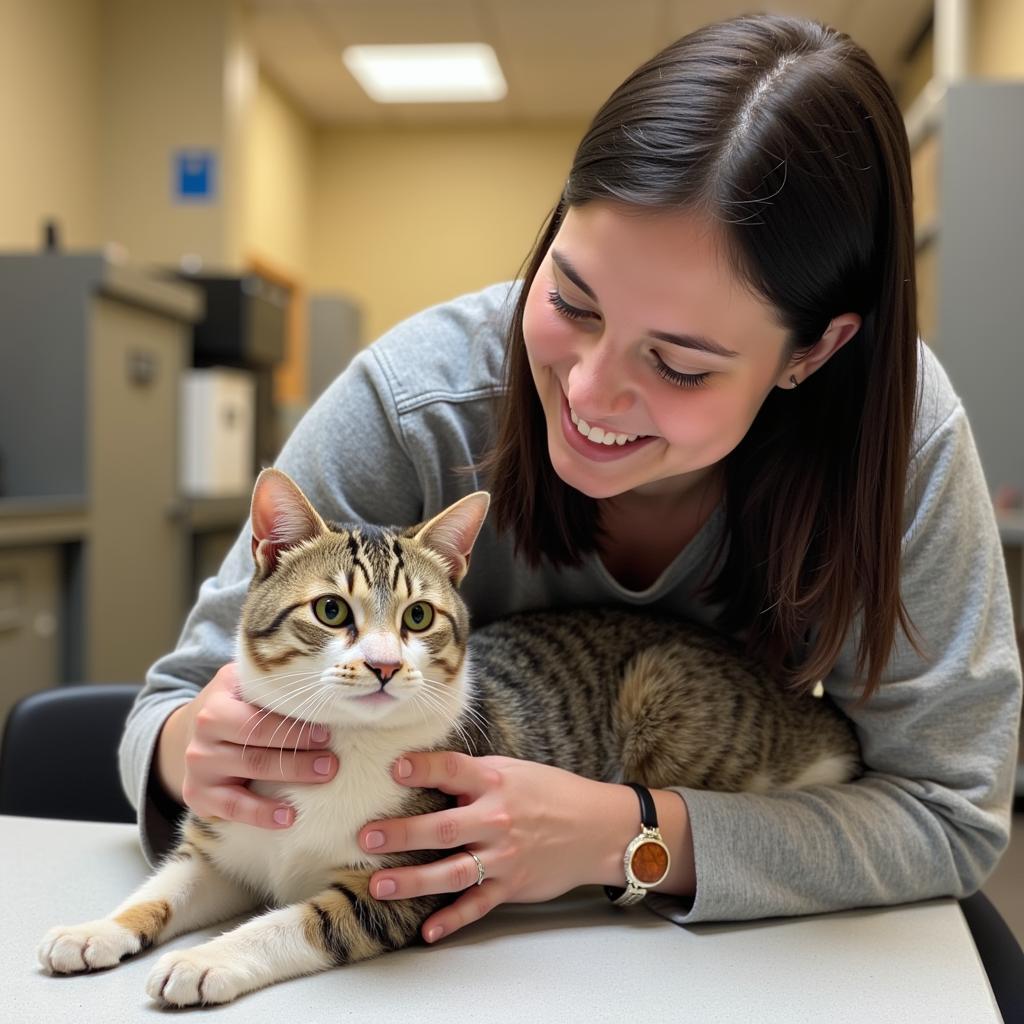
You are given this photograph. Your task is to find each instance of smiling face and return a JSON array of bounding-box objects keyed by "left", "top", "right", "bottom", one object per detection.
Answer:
[{"left": 521, "top": 202, "right": 799, "bottom": 501}]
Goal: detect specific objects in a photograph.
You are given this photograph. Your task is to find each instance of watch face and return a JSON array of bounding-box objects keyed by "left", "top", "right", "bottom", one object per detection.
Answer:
[{"left": 630, "top": 839, "right": 669, "bottom": 885}]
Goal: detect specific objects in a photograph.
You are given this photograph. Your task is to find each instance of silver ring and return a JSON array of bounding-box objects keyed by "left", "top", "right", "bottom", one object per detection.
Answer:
[{"left": 467, "top": 850, "right": 486, "bottom": 886}]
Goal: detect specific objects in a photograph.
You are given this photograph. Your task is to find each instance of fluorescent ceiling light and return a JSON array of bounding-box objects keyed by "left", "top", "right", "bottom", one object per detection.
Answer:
[{"left": 342, "top": 43, "right": 507, "bottom": 103}]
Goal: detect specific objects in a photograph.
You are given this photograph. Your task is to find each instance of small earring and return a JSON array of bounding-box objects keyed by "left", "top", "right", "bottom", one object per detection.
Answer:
[{"left": 789, "top": 374, "right": 799, "bottom": 388}]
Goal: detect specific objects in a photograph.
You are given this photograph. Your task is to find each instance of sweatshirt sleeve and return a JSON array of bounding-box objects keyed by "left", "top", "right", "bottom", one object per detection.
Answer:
[
  {"left": 118, "top": 347, "right": 423, "bottom": 864},
  {"left": 652, "top": 399, "right": 1022, "bottom": 924}
]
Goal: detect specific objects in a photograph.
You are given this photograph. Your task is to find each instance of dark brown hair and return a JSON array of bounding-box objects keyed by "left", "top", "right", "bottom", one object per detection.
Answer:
[{"left": 483, "top": 14, "right": 920, "bottom": 702}]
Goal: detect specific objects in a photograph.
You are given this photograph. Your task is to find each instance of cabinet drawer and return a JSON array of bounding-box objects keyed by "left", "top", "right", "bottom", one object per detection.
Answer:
[{"left": 0, "top": 546, "right": 61, "bottom": 739}]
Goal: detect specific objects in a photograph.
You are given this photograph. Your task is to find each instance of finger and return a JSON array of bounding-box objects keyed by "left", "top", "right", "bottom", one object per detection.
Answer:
[
  {"left": 226, "top": 742, "right": 338, "bottom": 784},
  {"left": 360, "top": 808, "right": 464, "bottom": 855},
  {"left": 393, "top": 751, "right": 499, "bottom": 799},
  {"left": 182, "top": 782, "right": 296, "bottom": 831},
  {"left": 368, "top": 851, "right": 485, "bottom": 900},
  {"left": 361, "top": 785, "right": 513, "bottom": 855},
  {"left": 200, "top": 697, "right": 332, "bottom": 751},
  {"left": 419, "top": 881, "right": 503, "bottom": 944}
]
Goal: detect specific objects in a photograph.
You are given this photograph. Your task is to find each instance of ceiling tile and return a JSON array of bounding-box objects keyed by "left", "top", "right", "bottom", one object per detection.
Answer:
[{"left": 240, "top": 0, "right": 933, "bottom": 125}]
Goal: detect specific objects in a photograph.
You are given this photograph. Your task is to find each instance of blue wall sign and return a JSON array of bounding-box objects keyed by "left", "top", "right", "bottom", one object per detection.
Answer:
[{"left": 174, "top": 150, "right": 217, "bottom": 202}]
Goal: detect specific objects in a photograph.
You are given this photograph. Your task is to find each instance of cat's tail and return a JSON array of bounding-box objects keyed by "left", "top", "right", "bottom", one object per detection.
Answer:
[{"left": 613, "top": 645, "right": 721, "bottom": 791}]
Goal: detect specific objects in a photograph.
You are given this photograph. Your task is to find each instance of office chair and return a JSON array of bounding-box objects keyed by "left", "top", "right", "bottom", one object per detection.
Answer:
[{"left": 0, "top": 683, "right": 140, "bottom": 823}]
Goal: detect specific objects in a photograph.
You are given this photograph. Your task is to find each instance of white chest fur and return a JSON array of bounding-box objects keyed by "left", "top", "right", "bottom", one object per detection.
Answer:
[{"left": 207, "top": 730, "right": 432, "bottom": 907}]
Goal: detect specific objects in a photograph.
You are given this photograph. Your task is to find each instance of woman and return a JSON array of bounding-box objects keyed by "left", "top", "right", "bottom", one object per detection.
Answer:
[{"left": 123, "top": 13, "right": 1021, "bottom": 947}]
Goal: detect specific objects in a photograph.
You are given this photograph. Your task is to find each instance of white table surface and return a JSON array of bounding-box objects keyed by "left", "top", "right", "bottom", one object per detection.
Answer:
[{"left": 2, "top": 814, "right": 1002, "bottom": 1024}]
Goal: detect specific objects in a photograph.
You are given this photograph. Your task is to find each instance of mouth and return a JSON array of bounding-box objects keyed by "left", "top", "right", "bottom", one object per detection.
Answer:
[
  {"left": 558, "top": 388, "right": 657, "bottom": 462},
  {"left": 352, "top": 690, "right": 398, "bottom": 705}
]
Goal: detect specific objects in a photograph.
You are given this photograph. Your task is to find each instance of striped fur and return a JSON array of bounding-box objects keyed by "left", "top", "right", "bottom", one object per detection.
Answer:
[{"left": 38, "top": 471, "right": 859, "bottom": 1006}]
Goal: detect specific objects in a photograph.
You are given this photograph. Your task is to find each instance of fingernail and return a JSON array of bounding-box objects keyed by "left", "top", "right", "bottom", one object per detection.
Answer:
[
  {"left": 273, "top": 807, "right": 291, "bottom": 826},
  {"left": 426, "top": 926, "right": 444, "bottom": 943},
  {"left": 311, "top": 725, "right": 329, "bottom": 743},
  {"left": 376, "top": 879, "right": 397, "bottom": 898},
  {"left": 364, "top": 830, "right": 385, "bottom": 850},
  {"left": 397, "top": 757, "right": 412, "bottom": 779},
  {"left": 313, "top": 756, "right": 332, "bottom": 776}
]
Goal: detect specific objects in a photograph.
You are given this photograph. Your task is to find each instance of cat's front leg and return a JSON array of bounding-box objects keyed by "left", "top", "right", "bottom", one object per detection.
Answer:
[
  {"left": 38, "top": 833, "right": 256, "bottom": 974},
  {"left": 146, "top": 867, "right": 445, "bottom": 1006}
]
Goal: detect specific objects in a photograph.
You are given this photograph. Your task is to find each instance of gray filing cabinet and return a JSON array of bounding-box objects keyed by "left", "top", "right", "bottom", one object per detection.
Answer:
[
  {"left": 0, "top": 253, "right": 203, "bottom": 686},
  {"left": 0, "top": 544, "right": 60, "bottom": 732},
  {"left": 935, "top": 82, "right": 1024, "bottom": 500},
  {"left": 308, "top": 293, "right": 362, "bottom": 401}
]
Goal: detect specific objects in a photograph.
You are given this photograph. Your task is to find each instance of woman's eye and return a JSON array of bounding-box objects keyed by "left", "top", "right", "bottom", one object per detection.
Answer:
[
  {"left": 313, "top": 595, "right": 351, "bottom": 627},
  {"left": 402, "top": 602, "right": 434, "bottom": 632},
  {"left": 547, "top": 289, "right": 596, "bottom": 322},
  {"left": 653, "top": 352, "right": 711, "bottom": 390}
]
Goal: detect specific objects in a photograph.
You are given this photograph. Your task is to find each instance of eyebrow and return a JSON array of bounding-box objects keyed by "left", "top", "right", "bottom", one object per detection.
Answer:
[{"left": 550, "top": 249, "right": 740, "bottom": 359}]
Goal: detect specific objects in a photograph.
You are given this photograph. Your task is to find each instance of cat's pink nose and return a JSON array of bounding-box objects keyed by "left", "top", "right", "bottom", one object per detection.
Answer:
[{"left": 365, "top": 660, "right": 400, "bottom": 684}]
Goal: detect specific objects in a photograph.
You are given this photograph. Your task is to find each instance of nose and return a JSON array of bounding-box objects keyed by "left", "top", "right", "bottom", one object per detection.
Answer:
[
  {"left": 360, "top": 631, "right": 402, "bottom": 686},
  {"left": 567, "top": 339, "right": 635, "bottom": 421},
  {"left": 365, "top": 659, "right": 401, "bottom": 686}
]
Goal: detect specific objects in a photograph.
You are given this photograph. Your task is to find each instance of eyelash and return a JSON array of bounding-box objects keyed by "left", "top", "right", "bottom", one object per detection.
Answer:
[
  {"left": 654, "top": 360, "right": 710, "bottom": 390},
  {"left": 546, "top": 288, "right": 592, "bottom": 321},
  {"left": 545, "top": 289, "right": 711, "bottom": 390}
]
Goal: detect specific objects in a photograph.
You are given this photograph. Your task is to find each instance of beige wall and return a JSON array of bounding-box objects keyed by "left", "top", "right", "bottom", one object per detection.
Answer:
[
  {"left": 0, "top": 0, "right": 254, "bottom": 266},
  {"left": 972, "top": 0, "right": 1024, "bottom": 76},
  {"left": 99, "top": 0, "right": 251, "bottom": 269},
  {"left": 897, "top": 27, "right": 934, "bottom": 107},
  {"left": 241, "top": 72, "right": 316, "bottom": 407},
  {"left": 242, "top": 74, "right": 315, "bottom": 283},
  {"left": 310, "top": 123, "right": 584, "bottom": 344},
  {"left": 0, "top": 0, "right": 101, "bottom": 250}
]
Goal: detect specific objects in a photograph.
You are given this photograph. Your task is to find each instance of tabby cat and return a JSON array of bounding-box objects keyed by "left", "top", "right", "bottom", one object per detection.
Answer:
[{"left": 38, "top": 468, "right": 860, "bottom": 1006}]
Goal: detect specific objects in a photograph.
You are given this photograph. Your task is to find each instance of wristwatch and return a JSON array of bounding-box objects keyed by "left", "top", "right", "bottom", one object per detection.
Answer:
[{"left": 604, "top": 782, "right": 671, "bottom": 907}]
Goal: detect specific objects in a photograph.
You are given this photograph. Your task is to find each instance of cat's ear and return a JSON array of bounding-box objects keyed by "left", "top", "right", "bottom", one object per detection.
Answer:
[
  {"left": 411, "top": 491, "right": 490, "bottom": 585},
  {"left": 249, "top": 468, "right": 328, "bottom": 577}
]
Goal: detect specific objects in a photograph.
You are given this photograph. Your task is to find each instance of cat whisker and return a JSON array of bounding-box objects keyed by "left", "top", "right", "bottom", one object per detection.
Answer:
[
  {"left": 410, "top": 684, "right": 478, "bottom": 755},
  {"left": 417, "top": 672, "right": 488, "bottom": 733},
  {"left": 266, "top": 681, "right": 336, "bottom": 768},
  {"left": 239, "top": 675, "right": 329, "bottom": 758},
  {"left": 409, "top": 689, "right": 470, "bottom": 751},
  {"left": 239, "top": 675, "right": 326, "bottom": 734},
  {"left": 277, "top": 686, "right": 336, "bottom": 775},
  {"left": 239, "top": 675, "right": 325, "bottom": 729},
  {"left": 420, "top": 675, "right": 493, "bottom": 740},
  {"left": 240, "top": 688, "right": 323, "bottom": 756}
]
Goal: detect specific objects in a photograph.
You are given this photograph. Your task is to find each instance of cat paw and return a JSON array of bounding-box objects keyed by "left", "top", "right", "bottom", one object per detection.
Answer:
[
  {"left": 146, "top": 946, "right": 250, "bottom": 1006},
  {"left": 38, "top": 920, "right": 141, "bottom": 973}
]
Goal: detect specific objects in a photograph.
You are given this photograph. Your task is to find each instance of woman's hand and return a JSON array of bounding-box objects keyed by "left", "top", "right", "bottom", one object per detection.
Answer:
[
  {"left": 155, "top": 662, "right": 339, "bottom": 829},
  {"left": 357, "top": 752, "right": 644, "bottom": 944}
]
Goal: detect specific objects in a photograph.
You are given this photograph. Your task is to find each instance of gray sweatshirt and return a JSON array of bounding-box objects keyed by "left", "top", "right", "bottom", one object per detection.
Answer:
[{"left": 121, "top": 280, "right": 1022, "bottom": 924}]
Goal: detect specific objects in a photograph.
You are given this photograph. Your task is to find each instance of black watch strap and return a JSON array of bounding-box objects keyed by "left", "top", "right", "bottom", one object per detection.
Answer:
[{"left": 626, "top": 781, "right": 658, "bottom": 829}]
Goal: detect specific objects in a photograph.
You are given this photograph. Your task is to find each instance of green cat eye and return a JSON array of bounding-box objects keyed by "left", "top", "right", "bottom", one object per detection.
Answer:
[
  {"left": 313, "top": 595, "right": 351, "bottom": 628},
  {"left": 402, "top": 602, "right": 434, "bottom": 632}
]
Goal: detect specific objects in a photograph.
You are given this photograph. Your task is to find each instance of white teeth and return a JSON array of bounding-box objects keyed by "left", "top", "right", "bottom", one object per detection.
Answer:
[{"left": 568, "top": 402, "right": 642, "bottom": 446}]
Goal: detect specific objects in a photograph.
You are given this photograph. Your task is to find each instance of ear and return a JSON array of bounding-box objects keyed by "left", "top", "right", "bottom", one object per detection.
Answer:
[
  {"left": 777, "top": 313, "right": 861, "bottom": 388},
  {"left": 411, "top": 491, "right": 491, "bottom": 586},
  {"left": 249, "top": 468, "right": 328, "bottom": 577}
]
